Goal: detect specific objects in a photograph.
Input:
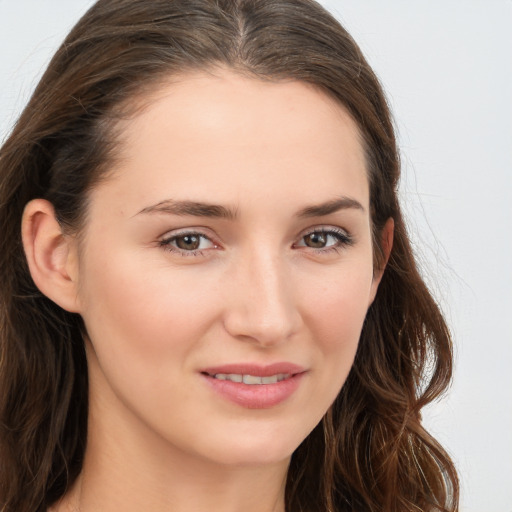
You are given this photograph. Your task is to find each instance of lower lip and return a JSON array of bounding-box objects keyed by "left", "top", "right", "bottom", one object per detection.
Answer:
[{"left": 202, "top": 373, "right": 305, "bottom": 409}]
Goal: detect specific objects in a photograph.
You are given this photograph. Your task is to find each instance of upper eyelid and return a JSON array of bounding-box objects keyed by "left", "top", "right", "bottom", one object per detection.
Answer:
[
  {"left": 297, "top": 225, "right": 351, "bottom": 238},
  {"left": 303, "top": 226, "right": 347, "bottom": 233},
  {"left": 160, "top": 226, "right": 217, "bottom": 241}
]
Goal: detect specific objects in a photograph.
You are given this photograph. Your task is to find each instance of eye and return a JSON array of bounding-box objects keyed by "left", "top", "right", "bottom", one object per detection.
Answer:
[
  {"left": 160, "top": 231, "right": 217, "bottom": 255},
  {"left": 295, "top": 228, "right": 353, "bottom": 251}
]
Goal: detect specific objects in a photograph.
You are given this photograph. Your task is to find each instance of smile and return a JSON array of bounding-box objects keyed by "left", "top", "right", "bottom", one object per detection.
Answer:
[
  {"left": 211, "top": 373, "right": 291, "bottom": 385},
  {"left": 201, "top": 363, "right": 306, "bottom": 408}
]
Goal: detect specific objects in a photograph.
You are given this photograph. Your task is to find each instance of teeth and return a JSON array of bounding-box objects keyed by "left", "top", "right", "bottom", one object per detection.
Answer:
[
  {"left": 212, "top": 373, "right": 290, "bottom": 384},
  {"left": 243, "top": 374, "right": 263, "bottom": 385}
]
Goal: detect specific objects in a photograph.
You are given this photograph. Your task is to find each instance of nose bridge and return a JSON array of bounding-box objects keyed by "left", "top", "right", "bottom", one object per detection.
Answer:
[{"left": 224, "top": 243, "right": 300, "bottom": 345}]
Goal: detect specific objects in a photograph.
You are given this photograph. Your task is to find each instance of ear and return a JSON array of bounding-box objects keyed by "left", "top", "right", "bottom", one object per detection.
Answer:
[
  {"left": 21, "top": 199, "right": 81, "bottom": 313},
  {"left": 369, "top": 217, "right": 394, "bottom": 304}
]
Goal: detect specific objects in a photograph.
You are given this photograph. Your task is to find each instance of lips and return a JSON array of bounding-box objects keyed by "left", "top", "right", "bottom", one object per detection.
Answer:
[{"left": 200, "top": 363, "right": 306, "bottom": 409}]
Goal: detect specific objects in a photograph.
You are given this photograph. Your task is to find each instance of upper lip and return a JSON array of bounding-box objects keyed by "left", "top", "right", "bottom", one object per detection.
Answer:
[{"left": 201, "top": 362, "right": 306, "bottom": 377}]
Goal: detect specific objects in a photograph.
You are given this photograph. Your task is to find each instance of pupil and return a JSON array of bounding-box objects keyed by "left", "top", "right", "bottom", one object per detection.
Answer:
[
  {"left": 177, "top": 235, "right": 200, "bottom": 250},
  {"left": 306, "top": 232, "right": 326, "bottom": 248}
]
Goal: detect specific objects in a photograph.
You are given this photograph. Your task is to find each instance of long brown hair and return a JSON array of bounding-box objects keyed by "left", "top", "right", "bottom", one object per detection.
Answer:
[{"left": 0, "top": 1, "right": 458, "bottom": 510}]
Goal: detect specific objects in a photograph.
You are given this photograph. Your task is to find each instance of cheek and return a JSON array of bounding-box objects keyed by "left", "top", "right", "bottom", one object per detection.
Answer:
[
  {"left": 300, "top": 261, "right": 374, "bottom": 401},
  {"left": 303, "top": 259, "right": 374, "bottom": 345},
  {"left": 77, "top": 247, "right": 221, "bottom": 368},
  {"left": 77, "top": 249, "right": 224, "bottom": 438}
]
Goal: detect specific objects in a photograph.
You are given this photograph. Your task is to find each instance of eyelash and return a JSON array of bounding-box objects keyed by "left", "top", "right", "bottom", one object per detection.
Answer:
[
  {"left": 294, "top": 228, "right": 354, "bottom": 254},
  {"left": 159, "top": 231, "right": 216, "bottom": 257},
  {"left": 159, "top": 227, "right": 354, "bottom": 257}
]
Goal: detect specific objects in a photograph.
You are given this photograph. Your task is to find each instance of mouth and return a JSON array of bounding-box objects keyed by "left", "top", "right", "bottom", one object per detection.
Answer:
[
  {"left": 200, "top": 363, "right": 306, "bottom": 408},
  {"left": 204, "top": 372, "right": 291, "bottom": 385},
  {"left": 200, "top": 362, "right": 305, "bottom": 381}
]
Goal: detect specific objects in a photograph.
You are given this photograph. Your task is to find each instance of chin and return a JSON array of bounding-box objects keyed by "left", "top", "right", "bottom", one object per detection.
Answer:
[
  {"left": 183, "top": 420, "right": 313, "bottom": 468},
  {"left": 205, "top": 445, "right": 294, "bottom": 468}
]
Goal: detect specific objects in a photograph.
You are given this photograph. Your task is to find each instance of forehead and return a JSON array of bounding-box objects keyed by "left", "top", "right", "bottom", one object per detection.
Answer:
[{"left": 95, "top": 69, "right": 369, "bottom": 216}]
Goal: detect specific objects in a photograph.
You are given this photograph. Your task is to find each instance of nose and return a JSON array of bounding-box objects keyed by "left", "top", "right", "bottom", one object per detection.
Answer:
[{"left": 222, "top": 247, "right": 302, "bottom": 347}]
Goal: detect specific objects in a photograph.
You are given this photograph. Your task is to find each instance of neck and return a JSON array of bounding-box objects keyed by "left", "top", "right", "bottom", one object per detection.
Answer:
[{"left": 61, "top": 457, "right": 288, "bottom": 512}]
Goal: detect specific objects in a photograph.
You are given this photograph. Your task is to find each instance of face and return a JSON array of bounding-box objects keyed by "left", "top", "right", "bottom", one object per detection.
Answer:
[{"left": 73, "top": 69, "right": 383, "bottom": 467}]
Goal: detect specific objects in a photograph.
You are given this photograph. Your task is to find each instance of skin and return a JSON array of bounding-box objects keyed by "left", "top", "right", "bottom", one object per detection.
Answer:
[{"left": 23, "top": 69, "right": 392, "bottom": 512}]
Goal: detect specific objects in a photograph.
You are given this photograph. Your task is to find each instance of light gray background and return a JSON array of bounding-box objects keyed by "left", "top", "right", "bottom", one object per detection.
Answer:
[{"left": 1, "top": 1, "right": 511, "bottom": 511}]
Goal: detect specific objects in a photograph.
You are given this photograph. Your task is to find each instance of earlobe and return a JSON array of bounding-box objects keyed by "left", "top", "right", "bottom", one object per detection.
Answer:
[
  {"left": 21, "top": 199, "right": 81, "bottom": 313},
  {"left": 369, "top": 217, "right": 394, "bottom": 304}
]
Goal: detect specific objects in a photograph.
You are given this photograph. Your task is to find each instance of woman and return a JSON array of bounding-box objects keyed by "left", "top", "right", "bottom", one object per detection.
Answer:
[{"left": 0, "top": 0, "right": 459, "bottom": 511}]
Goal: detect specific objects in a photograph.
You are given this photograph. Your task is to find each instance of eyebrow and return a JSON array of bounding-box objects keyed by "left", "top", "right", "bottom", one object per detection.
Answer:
[
  {"left": 136, "top": 199, "right": 238, "bottom": 220},
  {"left": 136, "top": 195, "right": 364, "bottom": 220},
  {"left": 297, "top": 196, "right": 365, "bottom": 218}
]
